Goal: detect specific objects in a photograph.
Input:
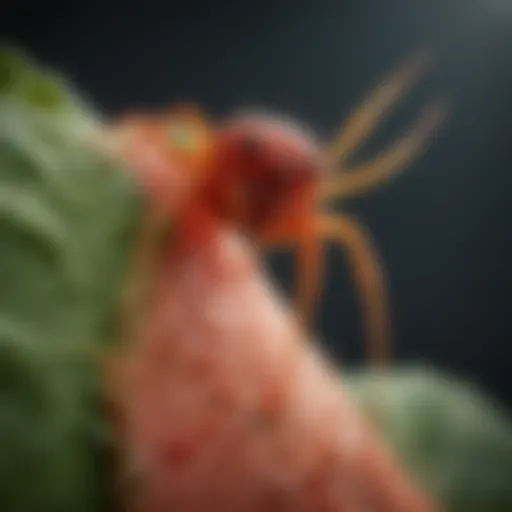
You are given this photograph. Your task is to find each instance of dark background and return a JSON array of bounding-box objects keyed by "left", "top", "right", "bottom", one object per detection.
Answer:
[{"left": 2, "top": 0, "right": 512, "bottom": 409}]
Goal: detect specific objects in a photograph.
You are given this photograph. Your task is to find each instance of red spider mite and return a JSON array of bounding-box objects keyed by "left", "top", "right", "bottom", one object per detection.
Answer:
[{"left": 114, "top": 49, "right": 446, "bottom": 367}]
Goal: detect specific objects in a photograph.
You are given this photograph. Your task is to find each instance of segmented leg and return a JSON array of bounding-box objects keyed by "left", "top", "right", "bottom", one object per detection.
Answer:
[
  {"left": 258, "top": 194, "right": 327, "bottom": 329},
  {"left": 328, "top": 48, "right": 432, "bottom": 166},
  {"left": 316, "top": 212, "right": 392, "bottom": 367},
  {"left": 262, "top": 50, "right": 446, "bottom": 361},
  {"left": 293, "top": 225, "right": 325, "bottom": 327},
  {"left": 261, "top": 211, "right": 391, "bottom": 367},
  {"left": 320, "top": 99, "right": 447, "bottom": 200}
]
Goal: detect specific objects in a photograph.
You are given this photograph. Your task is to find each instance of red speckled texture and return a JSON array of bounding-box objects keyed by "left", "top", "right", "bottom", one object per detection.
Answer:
[
  {"left": 107, "top": 113, "right": 439, "bottom": 511},
  {"left": 117, "top": 219, "right": 437, "bottom": 512},
  {"left": 111, "top": 118, "right": 203, "bottom": 221}
]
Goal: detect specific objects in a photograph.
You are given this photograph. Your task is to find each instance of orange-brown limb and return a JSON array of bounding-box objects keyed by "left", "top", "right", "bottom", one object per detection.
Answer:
[
  {"left": 262, "top": 211, "right": 391, "bottom": 367},
  {"left": 316, "top": 212, "right": 391, "bottom": 367},
  {"left": 258, "top": 193, "right": 327, "bottom": 328},
  {"left": 328, "top": 47, "right": 432, "bottom": 166},
  {"left": 294, "top": 221, "right": 325, "bottom": 327},
  {"left": 321, "top": 99, "right": 448, "bottom": 200}
]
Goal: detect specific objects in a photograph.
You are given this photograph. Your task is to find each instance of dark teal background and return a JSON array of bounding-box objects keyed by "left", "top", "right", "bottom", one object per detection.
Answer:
[{"left": 2, "top": 0, "right": 511, "bottom": 409}]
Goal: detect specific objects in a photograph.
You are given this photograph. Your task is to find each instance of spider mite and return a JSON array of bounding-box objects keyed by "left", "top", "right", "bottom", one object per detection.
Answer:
[{"left": 115, "top": 49, "right": 447, "bottom": 367}]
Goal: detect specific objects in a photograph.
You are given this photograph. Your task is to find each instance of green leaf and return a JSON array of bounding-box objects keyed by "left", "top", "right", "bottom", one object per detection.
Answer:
[
  {"left": 346, "top": 366, "right": 512, "bottom": 512},
  {"left": 0, "top": 46, "right": 143, "bottom": 511}
]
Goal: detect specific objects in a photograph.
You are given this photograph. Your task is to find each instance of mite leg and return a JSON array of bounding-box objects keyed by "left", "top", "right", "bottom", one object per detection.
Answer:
[
  {"left": 259, "top": 197, "right": 326, "bottom": 330},
  {"left": 320, "top": 99, "right": 447, "bottom": 200},
  {"left": 293, "top": 225, "right": 326, "bottom": 328},
  {"left": 261, "top": 211, "right": 392, "bottom": 366},
  {"left": 328, "top": 48, "right": 432, "bottom": 166},
  {"left": 260, "top": 229, "right": 326, "bottom": 330},
  {"left": 316, "top": 212, "right": 392, "bottom": 367}
]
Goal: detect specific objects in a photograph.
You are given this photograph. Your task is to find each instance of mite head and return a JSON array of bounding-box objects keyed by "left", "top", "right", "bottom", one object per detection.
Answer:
[{"left": 209, "top": 111, "right": 327, "bottom": 236}]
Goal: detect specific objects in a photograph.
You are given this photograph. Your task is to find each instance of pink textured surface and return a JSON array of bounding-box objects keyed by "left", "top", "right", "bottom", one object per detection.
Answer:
[
  {"left": 120, "top": 220, "right": 436, "bottom": 512},
  {"left": 112, "top": 119, "right": 199, "bottom": 220}
]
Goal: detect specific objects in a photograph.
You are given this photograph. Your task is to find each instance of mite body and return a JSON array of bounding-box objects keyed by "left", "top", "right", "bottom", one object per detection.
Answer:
[{"left": 115, "top": 49, "right": 446, "bottom": 366}]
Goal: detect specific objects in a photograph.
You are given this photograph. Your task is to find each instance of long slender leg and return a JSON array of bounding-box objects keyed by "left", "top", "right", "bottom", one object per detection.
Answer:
[
  {"left": 293, "top": 226, "right": 325, "bottom": 328},
  {"left": 328, "top": 48, "right": 432, "bottom": 166},
  {"left": 317, "top": 212, "right": 392, "bottom": 368},
  {"left": 320, "top": 99, "right": 447, "bottom": 200},
  {"left": 260, "top": 211, "right": 391, "bottom": 367},
  {"left": 262, "top": 228, "right": 325, "bottom": 331},
  {"left": 260, "top": 231, "right": 325, "bottom": 329},
  {"left": 259, "top": 195, "right": 326, "bottom": 329}
]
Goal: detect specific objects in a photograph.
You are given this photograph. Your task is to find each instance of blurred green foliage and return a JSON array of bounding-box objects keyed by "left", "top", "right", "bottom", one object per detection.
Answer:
[
  {"left": 0, "top": 46, "right": 142, "bottom": 511},
  {"left": 347, "top": 366, "right": 512, "bottom": 512}
]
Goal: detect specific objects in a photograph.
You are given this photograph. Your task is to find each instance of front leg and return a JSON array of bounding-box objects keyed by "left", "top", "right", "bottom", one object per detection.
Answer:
[
  {"left": 317, "top": 212, "right": 392, "bottom": 367},
  {"left": 293, "top": 222, "right": 325, "bottom": 328},
  {"left": 259, "top": 208, "right": 325, "bottom": 331}
]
